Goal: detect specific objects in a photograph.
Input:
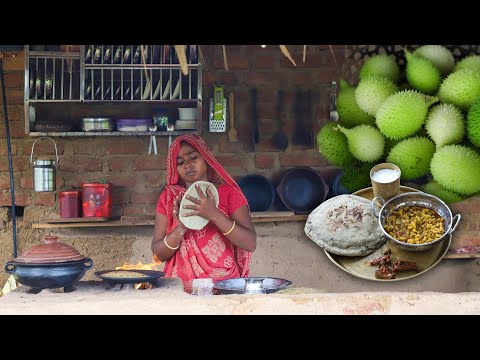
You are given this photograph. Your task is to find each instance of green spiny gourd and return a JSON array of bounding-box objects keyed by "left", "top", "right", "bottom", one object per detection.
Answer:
[
  {"left": 413, "top": 126, "right": 429, "bottom": 138},
  {"left": 375, "top": 90, "right": 438, "bottom": 140},
  {"left": 454, "top": 55, "right": 480, "bottom": 73},
  {"left": 354, "top": 75, "right": 398, "bottom": 116},
  {"left": 398, "top": 82, "right": 413, "bottom": 91},
  {"left": 423, "top": 181, "right": 466, "bottom": 204},
  {"left": 384, "top": 137, "right": 401, "bottom": 158},
  {"left": 338, "top": 161, "right": 373, "bottom": 193},
  {"left": 315, "top": 122, "right": 355, "bottom": 167},
  {"left": 405, "top": 50, "right": 442, "bottom": 95},
  {"left": 336, "top": 79, "right": 376, "bottom": 128},
  {"left": 430, "top": 144, "right": 480, "bottom": 195},
  {"left": 413, "top": 45, "right": 455, "bottom": 76},
  {"left": 359, "top": 54, "right": 400, "bottom": 83},
  {"left": 425, "top": 103, "right": 465, "bottom": 149},
  {"left": 437, "top": 69, "right": 480, "bottom": 111},
  {"left": 335, "top": 124, "right": 385, "bottom": 162},
  {"left": 466, "top": 97, "right": 480, "bottom": 147},
  {"left": 386, "top": 137, "right": 436, "bottom": 180}
]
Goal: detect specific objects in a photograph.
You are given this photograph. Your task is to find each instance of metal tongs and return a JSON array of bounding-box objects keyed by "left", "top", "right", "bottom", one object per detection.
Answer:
[{"left": 148, "top": 124, "right": 158, "bottom": 155}]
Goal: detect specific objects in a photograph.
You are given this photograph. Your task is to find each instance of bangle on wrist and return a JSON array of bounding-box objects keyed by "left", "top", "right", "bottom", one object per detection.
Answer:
[
  {"left": 223, "top": 221, "right": 236, "bottom": 236},
  {"left": 164, "top": 235, "right": 179, "bottom": 250}
]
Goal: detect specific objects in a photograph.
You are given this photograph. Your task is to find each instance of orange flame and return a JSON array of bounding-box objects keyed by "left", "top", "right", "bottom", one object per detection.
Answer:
[
  {"left": 115, "top": 259, "right": 162, "bottom": 290},
  {"left": 115, "top": 260, "right": 161, "bottom": 271}
]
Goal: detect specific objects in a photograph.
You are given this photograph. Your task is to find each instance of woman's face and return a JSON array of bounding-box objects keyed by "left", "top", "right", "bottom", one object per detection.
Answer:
[{"left": 176, "top": 142, "right": 208, "bottom": 187}]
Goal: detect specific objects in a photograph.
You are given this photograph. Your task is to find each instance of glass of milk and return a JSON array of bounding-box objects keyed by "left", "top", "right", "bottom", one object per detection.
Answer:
[{"left": 370, "top": 163, "right": 401, "bottom": 203}]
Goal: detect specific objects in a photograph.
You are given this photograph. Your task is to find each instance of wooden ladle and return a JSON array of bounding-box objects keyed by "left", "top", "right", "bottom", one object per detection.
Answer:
[{"left": 228, "top": 92, "right": 238, "bottom": 142}]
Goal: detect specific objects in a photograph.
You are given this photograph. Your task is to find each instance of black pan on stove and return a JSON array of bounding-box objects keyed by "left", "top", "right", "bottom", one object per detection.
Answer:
[{"left": 95, "top": 269, "right": 165, "bottom": 285}]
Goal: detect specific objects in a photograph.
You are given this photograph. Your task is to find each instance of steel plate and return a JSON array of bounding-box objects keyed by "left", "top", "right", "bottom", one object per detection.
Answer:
[
  {"left": 323, "top": 186, "right": 452, "bottom": 281},
  {"left": 213, "top": 277, "right": 292, "bottom": 294}
]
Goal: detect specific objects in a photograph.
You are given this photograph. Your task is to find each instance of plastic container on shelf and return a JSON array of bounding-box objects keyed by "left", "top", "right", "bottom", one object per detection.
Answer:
[
  {"left": 59, "top": 191, "right": 82, "bottom": 218},
  {"left": 153, "top": 108, "right": 169, "bottom": 131},
  {"left": 178, "top": 107, "right": 196, "bottom": 120},
  {"left": 81, "top": 182, "right": 112, "bottom": 218},
  {"left": 116, "top": 119, "right": 151, "bottom": 132}
]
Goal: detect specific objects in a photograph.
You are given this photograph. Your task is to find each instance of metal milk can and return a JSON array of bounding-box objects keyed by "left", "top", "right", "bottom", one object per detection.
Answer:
[{"left": 30, "top": 136, "right": 59, "bottom": 192}]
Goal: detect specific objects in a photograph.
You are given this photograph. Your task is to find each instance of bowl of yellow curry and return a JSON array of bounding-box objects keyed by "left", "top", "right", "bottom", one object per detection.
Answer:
[{"left": 372, "top": 192, "right": 461, "bottom": 252}]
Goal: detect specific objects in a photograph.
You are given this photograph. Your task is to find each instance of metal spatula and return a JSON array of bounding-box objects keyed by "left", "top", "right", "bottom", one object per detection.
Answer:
[{"left": 329, "top": 81, "right": 339, "bottom": 122}]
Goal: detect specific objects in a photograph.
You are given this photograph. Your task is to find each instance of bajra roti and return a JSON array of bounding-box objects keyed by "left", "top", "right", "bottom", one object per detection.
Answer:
[
  {"left": 179, "top": 181, "right": 219, "bottom": 230},
  {"left": 304, "top": 194, "right": 385, "bottom": 256}
]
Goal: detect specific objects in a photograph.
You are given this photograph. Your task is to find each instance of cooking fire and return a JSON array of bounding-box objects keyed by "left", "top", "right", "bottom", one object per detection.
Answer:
[{"left": 114, "top": 259, "right": 163, "bottom": 290}]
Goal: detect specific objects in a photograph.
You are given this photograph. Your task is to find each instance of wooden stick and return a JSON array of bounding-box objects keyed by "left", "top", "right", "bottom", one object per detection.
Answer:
[
  {"left": 303, "top": 45, "right": 307, "bottom": 63},
  {"left": 279, "top": 45, "right": 296, "bottom": 67},
  {"left": 140, "top": 45, "right": 150, "bottom": 82},
  {"left": 174, "top": 45, "right": 188, "bottom": 76},
  {"left": 329, "top": 45, "right": 337, "bottom": 65},
  {"left": 198, "top": 45, "right": 209, "bottom": 74},
  {"left": 222, "top": 45, "right": 229, "bottom": 71}
]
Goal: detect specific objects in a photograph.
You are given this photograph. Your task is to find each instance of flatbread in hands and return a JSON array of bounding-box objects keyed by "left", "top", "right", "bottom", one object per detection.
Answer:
[
  {"left": 304, "top": 194, "right": 385, "bottom": 256},
  {"left": 179, "top": 181, "right": 219, "bottom": 230}
]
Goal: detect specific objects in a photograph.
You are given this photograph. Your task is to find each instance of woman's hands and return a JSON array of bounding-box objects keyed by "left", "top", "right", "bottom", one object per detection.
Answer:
[
  {"left": 172, "top": 194, "right": 188, "bottom": 233},
  {"left": 182, "top": 184, "right": 221, "bottom": 221}
]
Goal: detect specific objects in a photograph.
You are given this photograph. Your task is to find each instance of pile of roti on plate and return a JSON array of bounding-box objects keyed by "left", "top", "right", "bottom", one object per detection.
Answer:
[{"left": 304, "top": 194, "right": 385, "bottom": 256}]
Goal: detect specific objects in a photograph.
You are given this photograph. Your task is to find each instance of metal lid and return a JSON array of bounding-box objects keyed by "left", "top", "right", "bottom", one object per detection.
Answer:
[
  {"left": 34, "top": 160, "right": 56, "bottom": 166},
  {"left": 60, "top": 191, "right": 81, "bottom": 196},
  {"left": 82, "top": 182, "right": 111, "bottom": 187},
  {"left": 14, "top": 235, "right": 86, "bottom": 264}
]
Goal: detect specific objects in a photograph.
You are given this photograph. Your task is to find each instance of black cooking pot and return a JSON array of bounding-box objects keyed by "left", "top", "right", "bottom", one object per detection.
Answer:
[
  {"left": 238, "top": 174, "right": 275, "bottom": 212},
  {"left": 276, "top": 166, "right": 329, "bottom": 214},
  {"left": 4, "top": 235, "right": 93, "bottom": 291},
  {"left": 5, "top": 259, "right": 93, "bottom": 290}
]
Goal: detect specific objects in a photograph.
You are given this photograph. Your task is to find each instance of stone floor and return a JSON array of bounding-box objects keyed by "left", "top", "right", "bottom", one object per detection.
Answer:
[{"left": 1, "top": 278, "right": 480, "bottom": 315}]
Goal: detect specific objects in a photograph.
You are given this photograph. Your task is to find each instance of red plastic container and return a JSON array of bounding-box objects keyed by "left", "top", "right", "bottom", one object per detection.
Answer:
[
  {"left": 59, "top": 191, "right": 82, "bottom": 218},
  {"left": 81, "top": 182, "right": 112, "bottom": 218}
]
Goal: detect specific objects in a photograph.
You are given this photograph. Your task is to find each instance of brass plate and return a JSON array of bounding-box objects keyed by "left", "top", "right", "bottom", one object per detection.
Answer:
[{"left": 323, "top": 186, "right": 452, "bottom": 281}]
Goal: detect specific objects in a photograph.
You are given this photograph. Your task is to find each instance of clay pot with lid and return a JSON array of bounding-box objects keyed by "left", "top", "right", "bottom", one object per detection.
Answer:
[{"left": 5, "top": 235, "right": 93, "bottom": 292}]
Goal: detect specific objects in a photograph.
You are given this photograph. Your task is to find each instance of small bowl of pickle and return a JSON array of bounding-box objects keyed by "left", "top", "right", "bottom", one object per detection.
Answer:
[{"left": 372, "top": 192, "right": 461, "bottom": 252}]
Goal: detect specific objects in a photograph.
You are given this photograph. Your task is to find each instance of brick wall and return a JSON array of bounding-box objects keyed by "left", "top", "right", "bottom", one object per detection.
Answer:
[{"left": 0, "top": 45, "right": 349, "bottom": 217}]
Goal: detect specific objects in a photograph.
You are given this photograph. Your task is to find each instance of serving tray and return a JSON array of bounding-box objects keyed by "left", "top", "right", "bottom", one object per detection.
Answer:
[{"left": 323, "top": 186, "right": 452, "bottom": 281}]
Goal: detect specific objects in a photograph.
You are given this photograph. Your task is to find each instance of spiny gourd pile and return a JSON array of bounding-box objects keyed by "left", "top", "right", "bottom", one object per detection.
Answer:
[{"left": 316, "top": 45, "right": 480, "bottom": 203}]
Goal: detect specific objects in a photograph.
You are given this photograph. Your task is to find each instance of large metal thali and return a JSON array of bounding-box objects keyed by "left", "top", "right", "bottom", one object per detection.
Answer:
[{"left": 323, "top": 186, "right": 452, "bottom": 282}]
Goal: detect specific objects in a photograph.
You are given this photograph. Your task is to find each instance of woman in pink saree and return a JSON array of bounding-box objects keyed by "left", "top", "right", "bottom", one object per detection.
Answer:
[{"left": 152, "top": 134, "right": 257, "bottom": 293}]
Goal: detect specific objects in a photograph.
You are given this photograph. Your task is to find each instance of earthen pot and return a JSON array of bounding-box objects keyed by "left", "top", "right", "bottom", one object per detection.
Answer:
[{"left": 5, "top": 235, "right": 93, "bottom": 291}]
